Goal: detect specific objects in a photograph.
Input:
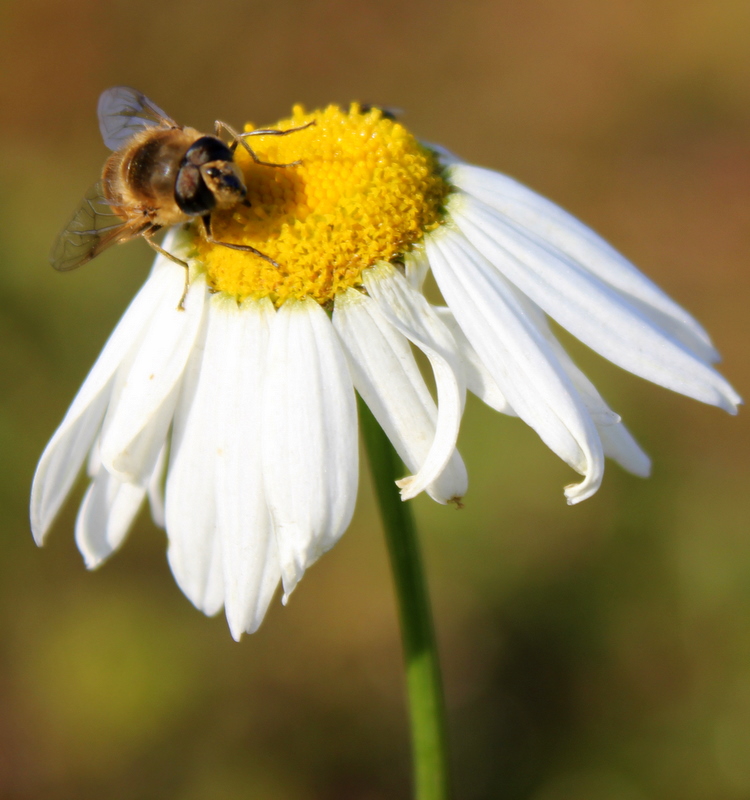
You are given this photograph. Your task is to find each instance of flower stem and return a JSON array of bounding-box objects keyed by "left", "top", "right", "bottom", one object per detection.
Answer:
[{"left": 358, "top": 397, "right": 452, "bottom": 800}]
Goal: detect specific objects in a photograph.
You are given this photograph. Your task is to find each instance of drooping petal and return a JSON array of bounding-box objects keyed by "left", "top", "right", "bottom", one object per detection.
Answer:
[
  {"left": 426, "top": 227, "right": 605, "bottom": 504},
  {"left": 262, "top": 297, "right": 358, "bottom": 600},
  {"left": 164, "top": 303, "right": 223, "bottom": 617},
  {"left": 99, "top": 272, "right": 207, "bottom": 486},
  {"left": 598, "top": 423, "right": 652, "bottom": 477},
  {"left": 450, "top": 193, "right": 741, "bottom": 412},
  {"left": 30, "top": 255, "right": 177, "bottom": 544},
  {"left": 362, "top": 262, "right": 466, "bottom": 500},
  {"left": 334, "top": 288, "right": 468, "bottom": 504},
  {"left": 449, "top": 164, "right": 721, "bottom": 364},
  {"left": 75, "top": 468, "right": 147, "bottom": 568},
  {"left": 211, "top": 295, "right": 281, "bottom": 640},
  {"left": 433, "top": 307, "right": 517, "bottom": 417},
  {"left": 514, "top": 292, "right": 651, "bottom": 478}
]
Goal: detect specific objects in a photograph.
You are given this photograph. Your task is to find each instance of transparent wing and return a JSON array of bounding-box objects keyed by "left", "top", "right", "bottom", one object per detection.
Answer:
[
  {"left": 50, "top": 181, "right": 144, "bottom": 271},
  {"left": 98, "top": 86, "right": 178, "bottom": 151}
]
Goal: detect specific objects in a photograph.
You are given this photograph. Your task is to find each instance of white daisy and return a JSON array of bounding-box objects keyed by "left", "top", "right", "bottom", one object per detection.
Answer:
[{"left": 32, "top": 102, "right": 740, "bottom": 639}]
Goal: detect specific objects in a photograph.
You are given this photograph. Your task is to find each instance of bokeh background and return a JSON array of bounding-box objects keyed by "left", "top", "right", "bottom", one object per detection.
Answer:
[{"left": 0, "top": 1, "right": 748, "bottom": 798}]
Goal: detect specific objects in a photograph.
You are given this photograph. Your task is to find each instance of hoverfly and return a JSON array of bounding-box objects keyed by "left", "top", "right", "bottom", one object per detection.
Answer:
[{"left": 51, "top": 87, "right": 312, "bottom": 300}]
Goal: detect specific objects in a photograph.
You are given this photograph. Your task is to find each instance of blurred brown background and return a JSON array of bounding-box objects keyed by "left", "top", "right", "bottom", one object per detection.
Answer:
[{"left": 0, "top": 1, "right": 748, "bottom": 798}]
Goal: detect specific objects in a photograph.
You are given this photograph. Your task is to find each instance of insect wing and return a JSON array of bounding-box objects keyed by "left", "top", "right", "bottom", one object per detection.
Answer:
[
  {"left": 98, "top": 86, "right": 178, "bottom": 151},
  {"left": 50, "top": 181, "right": 142, "bottom": 271}
]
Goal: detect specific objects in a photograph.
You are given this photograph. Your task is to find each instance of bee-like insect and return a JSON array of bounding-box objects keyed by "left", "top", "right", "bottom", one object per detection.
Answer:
[{"left": 51, "top": 86, "right": 312, "bottom": 292}]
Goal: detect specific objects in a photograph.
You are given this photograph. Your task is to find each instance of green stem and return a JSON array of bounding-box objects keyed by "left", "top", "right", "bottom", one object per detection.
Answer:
[{"left": 359, "top": 397, "right": 452, "bottom": 800}]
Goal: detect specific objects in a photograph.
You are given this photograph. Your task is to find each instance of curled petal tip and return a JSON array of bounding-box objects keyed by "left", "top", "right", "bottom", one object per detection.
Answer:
[
  {"left": 564, "top": 475, "right": 601, "bottom": 505},
  {"left": 396, "top": 475, "right": 419, "bottom": 501},
  {"left": 565, "top": 490, "right": 583, "bottom": 507}
]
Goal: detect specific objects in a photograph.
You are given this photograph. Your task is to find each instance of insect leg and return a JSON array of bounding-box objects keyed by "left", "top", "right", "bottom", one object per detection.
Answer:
[
  {"left": 215, "top": 119, "right": 315, "bottom": 168},
  {"left": 240, "top": 120, "right": 316, "bottom": 138},
  {"left": 202, "top": 214, "right": 281, "bottom": 268},
  {"left": 142, "top": 228, "right": 191, "bottom": 310}
]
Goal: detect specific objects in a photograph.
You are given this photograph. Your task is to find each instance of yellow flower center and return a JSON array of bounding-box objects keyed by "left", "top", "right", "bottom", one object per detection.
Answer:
[{"left": 193, "top": 103, "right": 450, "bottom": 305}]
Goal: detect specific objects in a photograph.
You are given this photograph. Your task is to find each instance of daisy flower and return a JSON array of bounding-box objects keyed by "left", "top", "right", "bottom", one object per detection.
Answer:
[{"left": 31, "top": 101, "right": 741, "bottom": 640}]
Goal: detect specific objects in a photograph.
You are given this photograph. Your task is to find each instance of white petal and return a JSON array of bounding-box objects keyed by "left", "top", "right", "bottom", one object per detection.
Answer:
[
  {"left": 86, "top": 436, "right": 102, "bottom": 478},
  {"left": 262, "top": 298, "right": 358, "bottom": 600},
  {"left": 333, "top": 288, "right": 468, "bottom": 504},
  {"left": 100, "top": 272, "right": 207, "bottom": 486},
  {"left": 31, "top": 389, "right": 110, "bottom": 546},
  {"left": 164, "top": 304, "right": 224, "bottom": 617},
  {"left": 211, "top": 295, "right": 281, "bottom": 640},
  {"left": 404, "top": 245, "right": 430, "bottom": 291},
  {"left": 426, "top": 228, "right": 605, "bottom": 504},
  {"left": 449, "top": 164, "right": 720, "bottom": 364},
  {"left": 362, "top": 263, "right": 466, "bottom": 501},
  {"left": 75, "top": 469, "right": 146, "bottom": 568},
  {"left": 451, "top": 194, "right": 741, "bottom": 412},
  {"left": 433, "top": 306, "right": 517, "bottom": 416},
  {"left": 515, "top": 295, "right": 651, "bottom": 478},
  {"left": 30, "top": 256, "right": 176, "bottom": 544},
  {"left": 147, "top": 441, "right": 168, "bottom": 529},
  {"left": 599, "top": 423, "right": 651, "bottom": 477}
]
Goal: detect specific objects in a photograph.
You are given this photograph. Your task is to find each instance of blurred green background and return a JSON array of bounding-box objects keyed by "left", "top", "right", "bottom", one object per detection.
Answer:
[{"left": 0, "top": 1, "right": 748, "bottom": 798}]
